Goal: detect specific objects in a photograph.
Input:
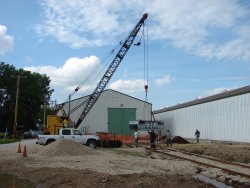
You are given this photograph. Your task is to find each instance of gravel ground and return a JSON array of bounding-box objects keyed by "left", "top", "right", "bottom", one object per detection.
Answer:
[
  {"left": 0, "top": 139, "right": 249, "bottom": 187},
  {"left": 0, "top": 139, "right": 213, "bottom": 188},
  {"left": 1, "top": 139, "right": 197, "bottom": 175}
]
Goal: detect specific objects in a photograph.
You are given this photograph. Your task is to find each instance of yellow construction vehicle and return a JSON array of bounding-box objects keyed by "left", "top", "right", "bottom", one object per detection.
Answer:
[{"left": 45, "top": 115, "right": 75, "bottom": 135}]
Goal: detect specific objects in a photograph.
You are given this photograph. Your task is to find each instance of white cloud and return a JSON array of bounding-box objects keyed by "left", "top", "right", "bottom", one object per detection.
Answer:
[
  {"left": 36, "top": 0, "right": 250, "bottom": 61},
  {"left": 24, "top": 55, "right": 145, "bottom": 101},
  {"left": 199, "top": 87, "right": 236, "bottom": 98},
  {"left": 109, "top": 79, "right": 145, "bottom": 94},
  {"left": 213, "top": 26, "right": 250, "bottom": 61},
  {"left": 155, "top": 75, "right": 171, "bottom": 86},
  {"left": 148, "top": 0, "right": 250, "bottom": 62},
  {"left": 36, "top": 0, "right": 137, "bottom": 48},
  {"left": 0, "top": 24, "right": 14, "bottom": 54},
  {"left": 24, "top": 56, "right": 101, "bottom": 98}
]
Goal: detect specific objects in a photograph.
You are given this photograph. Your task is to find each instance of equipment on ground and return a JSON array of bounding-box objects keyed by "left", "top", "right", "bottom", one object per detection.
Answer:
[
  {"left": 45, "top": 115, "right": 75, "bottom": 135},
  {"left": 129, "top": 120, "right": 164, "bottom": 131}
]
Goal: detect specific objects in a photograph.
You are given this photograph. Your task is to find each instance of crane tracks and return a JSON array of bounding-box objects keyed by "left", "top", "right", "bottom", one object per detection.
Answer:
[
  {"left": 155, "top": 149, "right": 250, "bottom": 182},
  {"left": 166, "top": 148, "right": 250, "bottom": 170},
  {"left": 152, "top": 149, "right": 250, "bottom": 187}
]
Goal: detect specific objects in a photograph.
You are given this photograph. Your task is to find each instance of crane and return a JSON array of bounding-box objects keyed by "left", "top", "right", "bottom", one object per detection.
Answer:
[
  {"left": 75, "top": 13, "right": 148, "bottom": 127},
  {"left": 45, "top": 13, "right": 148, "bottom": 135}
]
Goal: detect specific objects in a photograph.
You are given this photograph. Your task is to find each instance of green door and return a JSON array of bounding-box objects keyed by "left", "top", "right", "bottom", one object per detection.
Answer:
[{"left": 108, "top": 108, "right": 136, "bottom": 136}]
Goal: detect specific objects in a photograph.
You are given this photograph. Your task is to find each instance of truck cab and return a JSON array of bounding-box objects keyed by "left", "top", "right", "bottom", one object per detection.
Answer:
[
  {"left": 37, "top": 128, "right": 100, "bottom": 148},
  {"left": 60, "top": 128, "right": 88, "bottom": 144}
]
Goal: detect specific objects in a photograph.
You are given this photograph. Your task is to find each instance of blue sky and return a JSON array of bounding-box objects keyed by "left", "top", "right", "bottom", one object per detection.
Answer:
[{"left": 0, "top": 0, "right": 249, "bottom": 110}]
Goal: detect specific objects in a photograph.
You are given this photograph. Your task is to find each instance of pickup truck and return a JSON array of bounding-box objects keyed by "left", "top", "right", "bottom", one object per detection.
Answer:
[{"left": 37, "top": 128, "right": 100, "bottom": 148}]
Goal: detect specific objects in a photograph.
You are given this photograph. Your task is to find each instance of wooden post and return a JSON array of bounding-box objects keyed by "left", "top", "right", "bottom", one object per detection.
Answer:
[
  {"left": 13, "top": 75, "right": 20, "bottom": 138},
  {"left": 68, "top": 94, "right": 71, "bottom": 119}
]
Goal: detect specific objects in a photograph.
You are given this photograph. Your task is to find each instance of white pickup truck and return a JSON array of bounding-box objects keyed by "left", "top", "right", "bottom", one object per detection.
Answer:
[{"left": 37, "top": 128, "right": 100, "bottom": 148}]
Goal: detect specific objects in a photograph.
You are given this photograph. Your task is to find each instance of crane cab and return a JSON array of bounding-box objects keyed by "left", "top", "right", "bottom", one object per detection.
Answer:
[{"left": 45, "top": 115, "right": 75, "bottom": 135}]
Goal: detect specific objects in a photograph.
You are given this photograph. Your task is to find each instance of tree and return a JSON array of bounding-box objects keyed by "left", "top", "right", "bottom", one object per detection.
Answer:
[{"left": 0, "top": 62, "right": 53, "bottom": 132}]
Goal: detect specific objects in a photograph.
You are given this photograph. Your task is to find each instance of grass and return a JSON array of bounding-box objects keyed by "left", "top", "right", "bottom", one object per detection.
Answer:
[
  {"left": 0, "top": 139, "right": 20, "bottom": 144},
  {"left": 0, "top": 132, "right": 21, "bottom": 144}
]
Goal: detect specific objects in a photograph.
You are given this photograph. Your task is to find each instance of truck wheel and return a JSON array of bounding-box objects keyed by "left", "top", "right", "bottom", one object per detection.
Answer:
[
  {"left": 46, "top": 139, "right": 55, "bottom": 145},
  {"left": 87, "top": 140, "right": 97, "bottom": 148}
]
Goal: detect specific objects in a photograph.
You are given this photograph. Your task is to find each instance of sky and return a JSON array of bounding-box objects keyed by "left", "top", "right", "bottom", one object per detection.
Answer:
[{"left": 0, "top": 0, "right": 249, "bottom": 110}]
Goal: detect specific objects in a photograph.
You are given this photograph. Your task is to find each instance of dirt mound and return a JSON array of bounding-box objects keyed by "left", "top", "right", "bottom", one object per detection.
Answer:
[
  {"left": 171, "top": 136, "right": 190, "bottom": 144},
  {"left": 38, "top": 140, "right": 94, "bottom": 157}
]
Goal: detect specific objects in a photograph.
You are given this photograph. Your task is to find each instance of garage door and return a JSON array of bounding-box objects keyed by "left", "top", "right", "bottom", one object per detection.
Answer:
[{"left": 108, "top": 108, "right": 136, "bottom": 136}]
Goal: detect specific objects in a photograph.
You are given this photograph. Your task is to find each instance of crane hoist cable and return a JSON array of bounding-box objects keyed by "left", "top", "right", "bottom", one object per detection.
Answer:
[
  {"left": 64, "top": 41, "right": 124, "bottom": 117},
  {"left": 63, "top": 16, "right": 144, "bottom": 107},
  {"left": 70, "top": 25, "right": 147, "bottom": 119},
  {"left": 70, "top": 40, "right": 124, "bottom": 99},
  {"left": 63, "top": 24, "right": 140, "bottom": 117},
  {"left": 142, "top": 19, "right": 150, "bottom": 120},
  {"left": 144, "top": 21, "right": 149, "bottom": 93},
  {"left": 73, "top": 39, "right": 125, "bottom": 103},
  {"left": 58, "top": 40, "right": 124, "bottom": 114},
  {"left": 69, "top": 49, "right": 120, "bottom": 117}
]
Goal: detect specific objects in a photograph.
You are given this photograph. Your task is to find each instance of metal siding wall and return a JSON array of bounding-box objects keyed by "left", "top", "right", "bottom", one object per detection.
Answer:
[
  {"left": 66, "top": 90, "right": 151, "bottom": 134},
  {"left": 154, "top": 93, "right": 250, "bottom": 143},
  {"left": 246, "top": 94, "right": 250, "bottom": 141}
]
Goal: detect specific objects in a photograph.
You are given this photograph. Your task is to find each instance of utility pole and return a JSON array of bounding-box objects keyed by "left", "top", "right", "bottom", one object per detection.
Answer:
[
  {"left": 68, "top": 94, "right": 71, "bottom": 119},
  {"left": 43, "top": 98, "right": 57, "bottom": 132},
  {"left": 13, "top": 74, "right": 26, "bottom": 138},
  {"left": 13, "top": 75, "right": 20, "bottom": 138},
  {"left": 43, "top": 95, "right": 47, "bottom": 131}
]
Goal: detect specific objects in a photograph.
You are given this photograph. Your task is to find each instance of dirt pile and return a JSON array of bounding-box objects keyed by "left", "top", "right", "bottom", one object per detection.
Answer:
[
  {"left": 38, "top": 140, "right": 94, "bottom": 157},
  {"left": 171, "top": 136, "right": 190, "bottom": 144}
]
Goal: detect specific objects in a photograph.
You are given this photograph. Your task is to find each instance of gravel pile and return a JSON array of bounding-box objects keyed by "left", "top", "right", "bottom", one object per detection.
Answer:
[{"left": 38, "top": 140, "right": 94, "bottom": 157}]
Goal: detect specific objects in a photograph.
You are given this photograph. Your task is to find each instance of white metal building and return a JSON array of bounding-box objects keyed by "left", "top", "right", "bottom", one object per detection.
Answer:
[
  {"left": 62, "top": 89, "right": 152, "bottom": 135},
  {"left": 153, "top": 85, "right": 250, "bottom": 143}
]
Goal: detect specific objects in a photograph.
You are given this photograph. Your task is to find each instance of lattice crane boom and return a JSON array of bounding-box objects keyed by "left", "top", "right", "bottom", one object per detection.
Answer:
[{"left": 75, "top": 13, "right": 148, "bottom": 127}]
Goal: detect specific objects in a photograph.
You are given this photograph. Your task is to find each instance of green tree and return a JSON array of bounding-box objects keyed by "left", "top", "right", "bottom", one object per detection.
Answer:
[{"left": 0, "top": 62, "right": 53, "bottom": 132}]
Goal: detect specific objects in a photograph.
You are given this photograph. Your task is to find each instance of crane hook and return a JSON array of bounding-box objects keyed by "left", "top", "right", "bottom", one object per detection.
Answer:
[
  {"left": 134, "top": 41, "right": 141, "bottom": 46},
  {"left": 144, "top": 84, "right": 148, "bottom": 92}
]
